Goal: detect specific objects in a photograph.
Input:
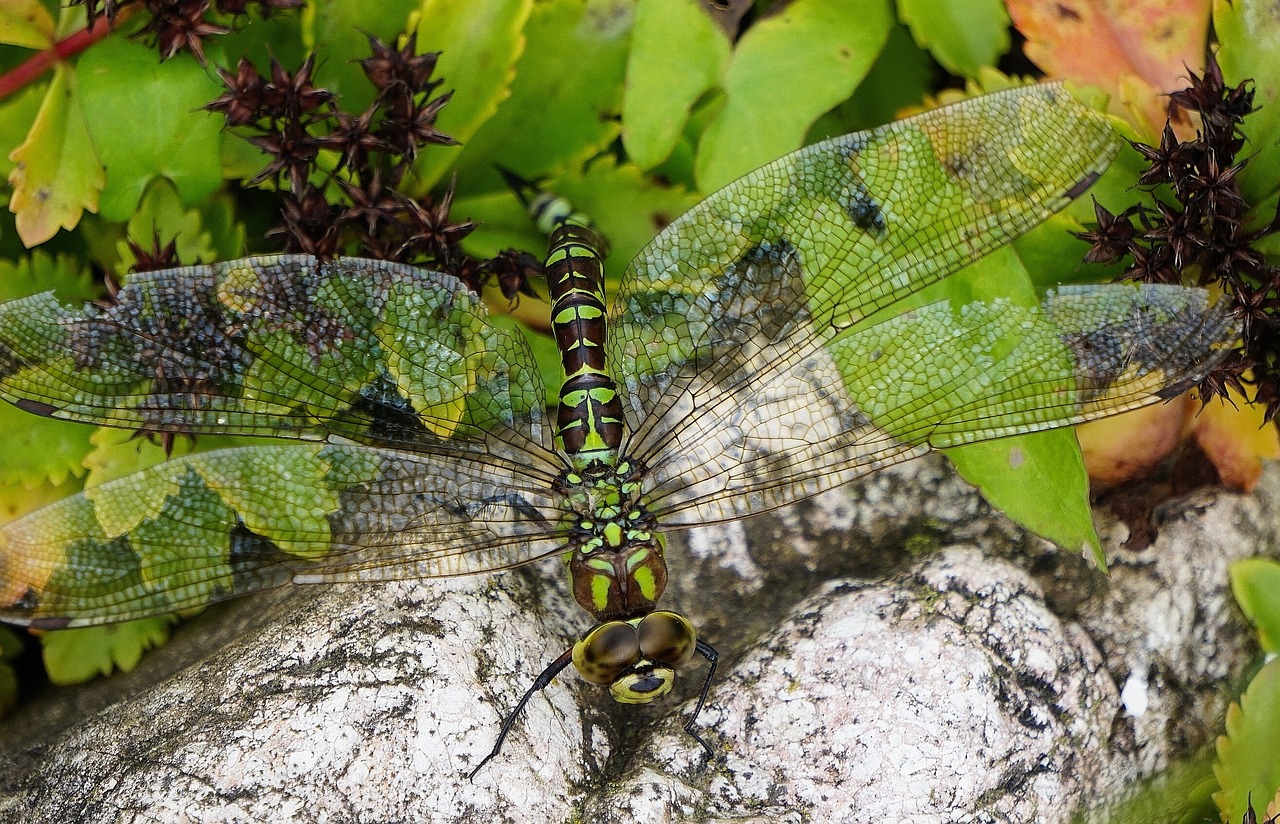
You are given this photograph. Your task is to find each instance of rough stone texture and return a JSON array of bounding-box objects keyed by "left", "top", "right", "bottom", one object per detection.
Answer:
[{"left": 1, "top": 457, "right": 1276, "bottom": 824}]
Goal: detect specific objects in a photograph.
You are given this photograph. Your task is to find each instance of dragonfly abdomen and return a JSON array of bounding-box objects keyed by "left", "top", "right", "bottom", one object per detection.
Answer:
[{"left": 546, "top": 221, "right": 624, "bottom": 467}]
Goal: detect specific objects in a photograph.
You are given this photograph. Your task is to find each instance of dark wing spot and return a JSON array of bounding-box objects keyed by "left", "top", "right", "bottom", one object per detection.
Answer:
[
  {"left": 1062, "top": 330, "right": 1128, "bottom": 402},
  {"left": 945, "top": 153, "right": 976, "bottom": 180},
  {"left": 227, "top": 520, "right": 296, "bottom": 595},
  {"left": 0, "top": 342, "right": 31, "bottom": 381},
  {"left": 351, "top": 371, "right": 431, "bottom": 447},
  {"left": 29, "top": 614, "right": 72, "bottom": 630},
  {"left": 845, "top": 184, "right": 886, "bottom": 235},
  {"left": 1064, "top": 170, "right": 1103, "bottom": 200},
  {"left": 1155, "top": 375, "right": 1202, "bottom": 400},
  {"left": 14, "top": 398, "right": 58, "bottom": 417},
  {"left": 474, "top": 492, "right": 549, "bottom": 525}
]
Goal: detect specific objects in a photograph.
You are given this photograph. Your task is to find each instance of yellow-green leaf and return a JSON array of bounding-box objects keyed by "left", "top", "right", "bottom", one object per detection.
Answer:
[
  {"left": 1214, "top": 659, "right": 1280, "bottom": 823},
  {"left": 1230, "top": 558, "right": 1280, "bottom": 653},
  {"left": 0, "top": 0, "right": 55, "bottom": 49},
  {"left": 41, "top": 615, "right": 177, "bottom": 685},
  {"left": 947, "top": 432, "right": 1102, "bottom": 567},
  {"left": 7, "top": 64, "right": 105, "bottom": 246}
]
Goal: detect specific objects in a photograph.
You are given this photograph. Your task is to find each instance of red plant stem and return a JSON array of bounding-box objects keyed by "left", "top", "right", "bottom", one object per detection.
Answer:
[{"left": 0, "top": 12, "right": 128, "bottom": 101}]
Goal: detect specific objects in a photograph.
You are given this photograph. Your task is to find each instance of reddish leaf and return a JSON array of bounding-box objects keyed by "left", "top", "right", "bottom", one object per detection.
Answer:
[
  {"left": 1007, "top": 0, "right": 1211, "bottom": 137},
  {"left": 1193, "top": 388, "right": 1280, "bottom": 493},
  {"left": 1078, "top": 395, "right": 1193, "bottom": 487}
]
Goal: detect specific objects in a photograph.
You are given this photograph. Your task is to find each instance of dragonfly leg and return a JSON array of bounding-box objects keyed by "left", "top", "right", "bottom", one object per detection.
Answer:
[
  {"left": 682, "top": 639, "right": 720, "bottom": 760},
  {"left": 467, "top": 647, "right": 573, "bottom": 780}
]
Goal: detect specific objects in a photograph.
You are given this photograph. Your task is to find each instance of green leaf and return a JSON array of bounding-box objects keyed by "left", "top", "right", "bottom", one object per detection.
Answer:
[
  {"left": 1214, "top": 659, "right": 1280, "bottom": 822},
  {"left": 1013, "top": 211, "right": 1110, "bottom": 291},
  {"left": 820, "top": 23, "right": 935, "bottom": 134},
  {"left": 74, "top": 35, "right": 224, "bottom": 222},
  {"left": 114, "top": 179, "right": 222, "bottom": 277},
  {"left": 897, "top": 0, "right": 1010, "bottom": 78},
  {"left": 0, "top": 249, "right": 96, "bottom": 303},
  {"left": 0, "top": 394, "right": 95, "bottom": 489},
  {"left": 441, "top": 0, "right": 633, "bottom": 193},
  {"left": 946, "top": 432, "right": 1102, "bottom": 566},
  {"left": 218, "top": 132, "right": 272, "bottom": 189},
  {"left": 1230, "top": 558, "right": 1280, "bottom": 653},
  {"left": 455, "top": 188, "right": 548, "bottom": 262},
  {"left": 695, "top": 0, "right": 893, "bottom": 191},
  {"left": 8, "top": 64, "right": 105, "bottom": 246},
  {"left": 1214, "top": 0, "right": 1280, "bottom": 206},
  {"left": 41, "top": 615, "right": 177, "bottom": 685},
  {"left": 410, "top": 0, "right": 535, "bottom": 192},
  {"left": 198, "top": 192, "right": 249, "bottom": 261},
  {"left": 622, "top": 0, "right": 730, "bottom": 169},
  {"left": 206, "top": 8, "right": 308, "bottom": 73}
]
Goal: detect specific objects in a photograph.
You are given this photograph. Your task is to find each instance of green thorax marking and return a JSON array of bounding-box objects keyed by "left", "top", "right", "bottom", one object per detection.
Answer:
[
  {"left": 539, "top": 195, "right": 625, "bottom": 470},
  {"left": 557, "top": 460, "right": 666, "bottom": 622}
]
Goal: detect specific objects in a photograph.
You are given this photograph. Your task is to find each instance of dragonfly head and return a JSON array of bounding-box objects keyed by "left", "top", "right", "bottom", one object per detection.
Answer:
[{"left": 572, "top": 610, "right": 698, "bottom": 703}]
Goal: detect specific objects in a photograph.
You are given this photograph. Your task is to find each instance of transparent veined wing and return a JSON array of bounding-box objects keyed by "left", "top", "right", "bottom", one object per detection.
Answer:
[
  {"left": 0, "top": 441, "right": 567, "bottom": 627},
  {"left": 0, "top": 255, "right": 556, "bottom": 466},
  {"left": 0, "top": 255, "right": 570, "bottom": 627},
  {"left": 639, "top": 282, "right": 1236, "bottom": 525},
  {"left": 606, "top": 83, "right": 1238, "bottom": 526}
]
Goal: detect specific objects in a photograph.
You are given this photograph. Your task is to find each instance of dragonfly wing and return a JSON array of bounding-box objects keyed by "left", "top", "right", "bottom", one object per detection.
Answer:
[
  {"left": 641, "top": 281, "right": 1236, "bottom": 526},
  {"left": 0, "top": 442, "right": 566, "bottom": 627},
  {"left": 605, "top": 84, "right": 1238, "bottom": 527},
  {"left": 609, "top": 83, "right": 1119, "bottom": 450},
  {"left": 0, "top": 255, "right": 554, "bottom": 461}
]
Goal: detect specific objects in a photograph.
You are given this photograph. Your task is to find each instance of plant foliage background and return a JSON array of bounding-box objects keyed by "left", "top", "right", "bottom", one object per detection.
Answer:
[{"left": 0, "top": 0, "right": 1278, "bottom": 819}]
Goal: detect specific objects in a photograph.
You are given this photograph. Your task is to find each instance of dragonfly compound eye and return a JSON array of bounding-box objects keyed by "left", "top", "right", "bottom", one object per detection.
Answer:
[
  {"left": 637, "top": 611, "right": 697, "bottom": 669},
  {"left": 572, "top": 620, "right": 641, "bottom": 686}
]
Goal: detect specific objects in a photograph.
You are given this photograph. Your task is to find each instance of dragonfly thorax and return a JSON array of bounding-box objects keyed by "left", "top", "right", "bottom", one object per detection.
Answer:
[{"left": 556, "top": 460, "right": 668, "bottom": 622}]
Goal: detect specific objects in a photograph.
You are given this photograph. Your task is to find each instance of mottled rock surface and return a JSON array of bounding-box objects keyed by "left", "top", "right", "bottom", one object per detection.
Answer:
[{"left": 2, "top": 457, "right": 1275, "bottom": 823}]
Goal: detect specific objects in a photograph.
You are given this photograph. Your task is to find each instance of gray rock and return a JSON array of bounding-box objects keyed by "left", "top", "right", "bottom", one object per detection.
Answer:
[{"left": 1, "top": 457, "right": 1275, "bottom": 823}]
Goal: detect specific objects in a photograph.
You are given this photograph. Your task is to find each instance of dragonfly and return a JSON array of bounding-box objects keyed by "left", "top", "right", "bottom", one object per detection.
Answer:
[{"left": 0, "top": 84, "right": 1238, "bottom": 773}]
